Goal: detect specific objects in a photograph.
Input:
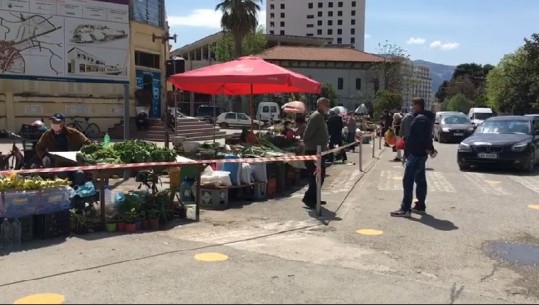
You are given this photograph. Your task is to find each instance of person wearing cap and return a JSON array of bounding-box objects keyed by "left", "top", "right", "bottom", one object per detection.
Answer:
[{"left": 36, "top": 113, "right": 92, "bottom": 185}]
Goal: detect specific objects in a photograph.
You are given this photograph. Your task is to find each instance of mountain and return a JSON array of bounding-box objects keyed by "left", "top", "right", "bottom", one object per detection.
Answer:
[{"left": 413, "top": 60, "right": 456, "bottom": 92}]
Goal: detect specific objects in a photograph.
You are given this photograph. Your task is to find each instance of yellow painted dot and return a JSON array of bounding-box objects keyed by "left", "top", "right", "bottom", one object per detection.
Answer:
[
  {"left": 528, "top": 205, "right": 539, "bottom": 210},
  {"left": 194, "top": 252, "right": 229, "bottom": 262},
  {"left": 357, "top": 229, "right": 384, "bottom": 236},
  {"left": 14, "top": 293, "right": 65, "bottom": 304}
]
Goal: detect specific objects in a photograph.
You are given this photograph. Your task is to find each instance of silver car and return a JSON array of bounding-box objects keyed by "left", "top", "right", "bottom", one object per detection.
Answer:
[{"left": 434, "top": 113, "right": 474, "bottom": 143}]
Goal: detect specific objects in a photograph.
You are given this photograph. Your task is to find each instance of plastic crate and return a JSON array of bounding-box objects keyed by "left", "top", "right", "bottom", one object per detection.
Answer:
[
  {"left": 34, "top": 210, "right": 71, "bottom": 239},
  {"left": 20, "top": 216, "right": 34, "bottom": 241}
]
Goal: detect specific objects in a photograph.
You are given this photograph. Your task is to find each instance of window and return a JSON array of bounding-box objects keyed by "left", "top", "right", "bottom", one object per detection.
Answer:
[
  {"left": 270, "top": 13, "right": 274, "bottom": 18},
  {"left": 308, "top": 2, "right": 313, "bottom": 9},
  {"left": 351, "top": 37, "right": 355, "bottom": 44},
  {"left": 306, "top": 33, "right": 314, "bottom": 37},
  {"left": 132, "top": 0, "right": 165, "bottom": 28},
  {"left": 352, "top": 1, "right": 357, "bottom": 7},
  {"left": 337, "top": 38, "right": 342, "bottom": 44},
  {"left": 351, "top": 10, "right": 356, "bottom": 16},
  {"left": 238, "top": 113, "right": 249, "bottom": 120},
  {"left": 338, "top": 1, "right": 343, "bottom": 7},
  {"left": 328, "top": 2, "right": 333, "bottom": 7},
  {"left": 328, "top": 11, "right": 333, "bottom": 17},
  {"left": 270, "top": 22, "right": 275, "bottom": 27},
  {"left": 351, "top": 28, "right": 355, "bottom": 34},
  {"left": 280, "top": 21, "right": 285, "bottom": 27},
  {"left": 337, "top": 28, "right": 342, "bottom": 35},
  {"left": 317, "top": 20, "right": 322, "bottom": 26},
  {"left": 328, "top": 20, "right": 333, "bottom": 26},
  {"left": 270, "top": 4, "right": 274, "bottom": 9},
  {"left": 338, "top": 11, "right": 343, "bottom": 16},
  {"left": 338, "top": 78, "right": 344, "bottom": 90},
  {"left": 281, "top": 12, "right": 285, "bottom": 18},
  {"left": 280, "top": 30, "right": 285, "bottom": 35},
  {"left": 327, "top": 29, "right": 333, "bottom": 35},
  {"left": 356, "top": 78, "right": 362, "bottom": 90},
  {"left": 318, "top": 11, "right": 322, "bottom": 17},
  {"left": 225, "top": 113, "right": 236, "bottom": 120},
  {"left": 135, "top": 51, "right": 160, "bottom": 69},
  {"left": 280, "top": 3, "right": 285, "bottom": 9},
  {"left": 351, "top": 19, "right": 356, "bottom": 25},
  {"left": 318, "top": 2, "right": 323, "bottom": 8},
  {"left": 307, "top": 14, "right": 314, "bottom": 19},
  {"left": 270, "top": 30, "right": 274, "bottom": 34},
  {"left": 317, "top": 29, "right": 322, "bottom": 35},
  {"left": 337, "top": 19, "right": 343, "bottom": 25},
  {"left": 307, "top": 24, "right": 314, "bottom": 28}
]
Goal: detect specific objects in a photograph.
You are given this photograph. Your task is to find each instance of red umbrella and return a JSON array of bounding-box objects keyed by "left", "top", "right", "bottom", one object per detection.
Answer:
[{"left": 168, "top": 56, "right": 321, "bottom": 129}]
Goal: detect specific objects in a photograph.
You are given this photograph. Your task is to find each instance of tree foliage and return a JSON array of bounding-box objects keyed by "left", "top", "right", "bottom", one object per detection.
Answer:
[
  {"left": 436, "top": 62, "right": 494, "bottom": 106},
  {"left": 319, "top": 83, "right": 339, "bottom": 108},
  {"left": 213, "top": 27, "right": 267, "bottom": 62},
  {"left": 486, "top": 33, "right": 539, "bottom": 114},
  {"left": 373, "top": 89, "right": 402, "bottom": 119},
  {"left": 215, "top": 0, "right": 262, "bottom": 59},
  {"left": 371, "top": 41, "right": 412, "bottom": 95},
  {"left": 444, "top": 93, "right": 471, "bottom": 113}
]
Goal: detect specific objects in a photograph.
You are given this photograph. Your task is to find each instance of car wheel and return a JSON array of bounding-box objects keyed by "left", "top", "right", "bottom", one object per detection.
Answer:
[
  {"left": 219, "top": 122, "right": 229, "bottom": 129},
  {"left": 458, "top": 163, "right": 471, "bottom": 171}
]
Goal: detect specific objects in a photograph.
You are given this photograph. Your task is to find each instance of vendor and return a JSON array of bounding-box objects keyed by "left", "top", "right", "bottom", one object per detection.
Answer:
[
  {"left": 36, "top": 113, "right": 92, "bottom": 185},
  {"left": 282, "top": 121, "right": 294, "bottom": 140}
]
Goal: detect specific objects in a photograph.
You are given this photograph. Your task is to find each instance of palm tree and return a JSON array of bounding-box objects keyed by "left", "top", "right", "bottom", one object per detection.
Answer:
[{"left": 215, "top": 0, "right": 262, "bottom": 59}]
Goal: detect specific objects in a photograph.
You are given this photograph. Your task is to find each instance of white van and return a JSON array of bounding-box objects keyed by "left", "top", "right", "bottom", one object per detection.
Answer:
[
  {"left": 257, "top": 102, "right": 281, "bottom": 123},
  {"left": 468, "top": 107, "right": 493, "bottom": 127}
]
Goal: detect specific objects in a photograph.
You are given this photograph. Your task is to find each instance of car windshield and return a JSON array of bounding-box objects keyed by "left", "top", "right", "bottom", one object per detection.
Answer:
[
  {"left": 477, "top": 120, "right": 531, "bottom": 135},
  {"left": 474, "top": 112, "right": 492, "bottom": 120},
  {"left": 238, "top": 114, "right": 249, "bottom": 120},
  {"left": 442, "top": 115, "right": 469, "bottom": 124}
]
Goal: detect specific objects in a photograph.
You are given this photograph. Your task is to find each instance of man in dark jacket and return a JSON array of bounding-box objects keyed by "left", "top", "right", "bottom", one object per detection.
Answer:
[
  {"left": 326, "top": 110, "right": 347, "bottom": 163},
  {"left": 390, "top": 98, "right": 435, "bottom": 217}
]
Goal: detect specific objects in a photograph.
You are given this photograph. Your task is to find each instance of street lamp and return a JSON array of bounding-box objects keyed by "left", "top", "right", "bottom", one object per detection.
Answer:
[{"left": 152, "top": 32, "right": 177, "bottom": 149}]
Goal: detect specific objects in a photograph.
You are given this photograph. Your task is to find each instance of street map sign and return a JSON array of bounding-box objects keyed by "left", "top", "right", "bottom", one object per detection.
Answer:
[{"left": 0, "top": 0, "right": 130, "bottom": 83}]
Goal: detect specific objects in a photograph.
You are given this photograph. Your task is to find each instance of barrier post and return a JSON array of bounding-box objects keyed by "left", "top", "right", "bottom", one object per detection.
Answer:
[
  {"left": 316, "top": 145, "right": 322, "bottom": 217},
  {"left": 195, "top": 166, "right": 202, "bottom": 222},
  {"left": 372, "top": 132, "right": 375, "bottom": 158},
  {"left": 378, "top": 131, "right": 382, "bottom": 150},
  {"left": 359, "top": 139, "right": 363, "bottom": 172}
]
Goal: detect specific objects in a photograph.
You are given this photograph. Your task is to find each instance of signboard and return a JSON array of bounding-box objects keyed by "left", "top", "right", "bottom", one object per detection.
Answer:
[
  {"left": 136, "top": 70, "right": 161, "bottom": 118},
  {"left": 0, "top": 0, "right": 130, "bottom": 83}
]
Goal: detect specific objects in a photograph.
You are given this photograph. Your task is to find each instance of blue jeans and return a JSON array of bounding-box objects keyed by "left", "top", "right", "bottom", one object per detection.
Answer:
[{"left": 401, "top": 155, "right": 428, "bottom": 211}]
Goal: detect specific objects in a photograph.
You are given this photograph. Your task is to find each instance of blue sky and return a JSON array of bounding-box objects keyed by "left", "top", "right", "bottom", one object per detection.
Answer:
[{"left": 166, "top": 0, "right": 539, "bottom": 66}]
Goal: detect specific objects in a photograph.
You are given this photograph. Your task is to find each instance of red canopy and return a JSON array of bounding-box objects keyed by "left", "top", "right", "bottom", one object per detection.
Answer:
[{"left": 167, "top": 56, "right": 321, "bottom": 95}]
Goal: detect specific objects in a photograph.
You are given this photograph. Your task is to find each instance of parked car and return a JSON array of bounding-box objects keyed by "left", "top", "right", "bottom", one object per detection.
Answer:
[
  {"left": 433, "top": 112, "right": 474, "bottom": 143},
  {"left": 216, "top": 112, "right": 265, "bottom": 129},
  {"left": 196, "top": 105, "right": 227, "bottom": 124},
  {"left": 457, "top": 115, "right": 539, "bottom": 172}
]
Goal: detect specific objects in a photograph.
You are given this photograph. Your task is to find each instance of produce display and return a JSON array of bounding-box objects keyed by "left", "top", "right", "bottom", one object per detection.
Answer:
[
  {"left": 0, "top": 172, "right": 70, "bottom": 191},
  {"left": 76, "top": 140, "right": 177, "bottom": 165}
]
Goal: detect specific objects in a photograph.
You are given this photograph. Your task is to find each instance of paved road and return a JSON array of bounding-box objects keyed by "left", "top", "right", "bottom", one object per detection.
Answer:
[{"left": 0, "top": 142, "right": 538, "bottom": 304}]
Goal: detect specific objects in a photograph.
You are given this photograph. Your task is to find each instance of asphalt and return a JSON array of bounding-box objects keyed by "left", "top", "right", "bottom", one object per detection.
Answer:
[{"left": 0, "top": 139, "right": 538, "bottom": 304}]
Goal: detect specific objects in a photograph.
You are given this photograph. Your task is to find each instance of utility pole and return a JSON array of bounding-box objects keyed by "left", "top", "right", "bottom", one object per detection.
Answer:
[{"left": 152, "top": 32, "right": 177, "bottom": 149}]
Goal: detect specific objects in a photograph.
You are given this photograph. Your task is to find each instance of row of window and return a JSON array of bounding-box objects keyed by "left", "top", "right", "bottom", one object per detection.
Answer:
[
  {"left": 269, "top": 1, "right": 358, "bottom": 10},
  {"left": 270, "top": 10, "right": 357, "bottom": 18},
  {"left": 131, "top": 0, "right": 165, "bottom": 28}
]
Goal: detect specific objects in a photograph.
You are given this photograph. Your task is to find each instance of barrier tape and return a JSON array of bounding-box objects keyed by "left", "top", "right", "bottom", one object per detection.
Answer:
[
  {"left": 0, "top": 154, "right": 320, "bottom": 175},
  {"left": 320, "top": 130, "right": 378, "bottom": 156}
]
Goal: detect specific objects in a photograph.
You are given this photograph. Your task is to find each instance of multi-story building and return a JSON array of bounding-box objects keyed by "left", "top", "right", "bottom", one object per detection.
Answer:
[
  {"left": 0, "top": 0, "right": 170, "bottom": 134},
  {"left": 403, "top": 63, "right": 433, "bottom": 111},
  {"left": 266, "top": 0, "right": 366, "bottom": 51}
]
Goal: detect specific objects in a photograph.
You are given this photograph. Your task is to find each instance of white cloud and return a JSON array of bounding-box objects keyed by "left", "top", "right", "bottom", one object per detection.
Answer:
[
  {"left": 429, "top": 40, "right": 460, "bottom": 50},
  {"left": 406, "top": 37, "right": 426, "bottom": 45},
  {"left": 168, "top": 9, "right": 267, "bottom": 31},
  {"left": 365, "top": 33, "right": 371, "bottom": 39}
]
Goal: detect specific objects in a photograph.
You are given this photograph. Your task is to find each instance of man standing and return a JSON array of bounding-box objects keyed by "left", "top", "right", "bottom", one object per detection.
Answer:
[
  {"left": 326, "top": 110, "right": 347, "bottom": 163},
  {"left": 302, "top": 97, "right": 330, "bottom": 209},
  {"left": 390, "top": 98, "right": 435, "bottom": 217}
]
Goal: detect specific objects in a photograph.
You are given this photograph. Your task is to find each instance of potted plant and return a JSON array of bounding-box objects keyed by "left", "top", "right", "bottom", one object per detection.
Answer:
[
  {"left": 122, "top": 208, "right": 139, "bottom": 233},
  {"left": 105, "top": 217, "right": 117, "bottom": 233},
  {"left": 147, "top": 208, "right": 160, "bottom": 231},
  {"left": 70, "top": 209, "right": 89, "bottom": 234},
  {"left": 116, "top": 214, "right": 126, "bottom": 232}
]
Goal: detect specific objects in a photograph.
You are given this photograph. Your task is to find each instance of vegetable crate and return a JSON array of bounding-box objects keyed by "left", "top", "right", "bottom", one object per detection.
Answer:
[
  {"left": 34, "top": 210, "right": 71, "bottom": 239},
  {"left": 199, "top": 187, "right": 229, "bottom": 210}
]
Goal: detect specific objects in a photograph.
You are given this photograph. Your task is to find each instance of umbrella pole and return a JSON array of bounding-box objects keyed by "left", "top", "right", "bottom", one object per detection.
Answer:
[{"left": 250, "top": 83, "right": 254, "bottom": 131}]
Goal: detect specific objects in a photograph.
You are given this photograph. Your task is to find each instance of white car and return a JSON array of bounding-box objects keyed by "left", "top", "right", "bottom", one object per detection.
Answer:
[{"left": 216, "top": 112, "right": 264, "bottom": 129}]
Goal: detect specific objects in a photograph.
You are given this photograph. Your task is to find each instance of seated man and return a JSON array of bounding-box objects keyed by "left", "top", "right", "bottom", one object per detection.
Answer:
[{"left": 35, "top": 113, "right": 92, "bottom": 185}]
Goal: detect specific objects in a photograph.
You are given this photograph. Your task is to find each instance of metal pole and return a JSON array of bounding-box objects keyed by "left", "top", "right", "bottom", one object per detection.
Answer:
[
  {"left": 316, "top": 145, "right": 322, "bottom": 217},
  {"left": 123, "top": 83, "right": 130, "bottom": 140},
  {"left": 378, "top": 130, "right": 382, "bottom": 150},
  {"left": 359, "top": 138, "right": 363, "bottom": 172},
  {"left": 372, "top": 132, "right": 375, "bottom": 158}
]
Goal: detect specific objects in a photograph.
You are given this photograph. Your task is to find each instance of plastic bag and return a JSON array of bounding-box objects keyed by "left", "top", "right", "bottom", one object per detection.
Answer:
[
  {"left": 200, "top": 166, "right": 233, "bottom": 187},
  {"left": 395, "top": 138, "right": 405, "bottom": 150},
  {"left": 240, "top": 163, "right": 253, "bottom": 184}
]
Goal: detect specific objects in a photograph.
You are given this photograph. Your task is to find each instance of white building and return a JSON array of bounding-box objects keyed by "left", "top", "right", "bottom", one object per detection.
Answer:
[
  {"left": 266, "top": 0, "right": 366, "bottom": 51},
  {"left": 403, "top": 63, "right": 433, "bottom": 111}
]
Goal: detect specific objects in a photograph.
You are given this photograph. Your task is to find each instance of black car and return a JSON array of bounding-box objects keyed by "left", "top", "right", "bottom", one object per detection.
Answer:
[{"left": 457, "top": 116, "right": 539, "bottom": 172}]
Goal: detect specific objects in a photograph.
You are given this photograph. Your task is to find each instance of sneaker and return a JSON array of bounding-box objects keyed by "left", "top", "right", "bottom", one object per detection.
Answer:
[
  {"left": 412, "top": 202, "right": 426, "bottom": 214},
  {"left": 390, "top": 209, "right": 411, "bottom": 217}
]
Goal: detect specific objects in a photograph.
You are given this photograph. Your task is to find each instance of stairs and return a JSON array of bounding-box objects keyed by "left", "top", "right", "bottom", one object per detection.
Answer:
[{"left": 107, "top": 117, "right": 228, "bottom": 142}]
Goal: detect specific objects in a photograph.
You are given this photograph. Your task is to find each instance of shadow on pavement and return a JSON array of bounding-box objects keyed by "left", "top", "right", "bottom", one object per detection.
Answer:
[
  {"left": 409, "top": 214, "right": 458, "bottom": 231},
  {"left": 306, "top": 206, "right": 342, "bottom": 223}
]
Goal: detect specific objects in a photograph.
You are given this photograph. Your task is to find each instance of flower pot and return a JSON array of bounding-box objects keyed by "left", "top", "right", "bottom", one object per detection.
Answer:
[
  {"left": 106, "top": 222, "right": 117, "bottom": 233},
  {"left": 117, "top": 222, "right": 126, "bottom": 232},
  {"left": 148, "top": 218, "right": 160, "bottom": 231},
  {"left": 125, "top": 223, "right": 136, "bottom": 233}
]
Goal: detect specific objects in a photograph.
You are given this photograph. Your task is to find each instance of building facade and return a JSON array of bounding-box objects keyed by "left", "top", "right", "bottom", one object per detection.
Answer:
[
  {"left": 0, "top": 0, "right": 169, "bottom": 133},
  {"left": 402, "top": 63, "right": 433, "bottom": 111},
  {"left": 266, "top": 0, "right": 366, "bottom": 51}
]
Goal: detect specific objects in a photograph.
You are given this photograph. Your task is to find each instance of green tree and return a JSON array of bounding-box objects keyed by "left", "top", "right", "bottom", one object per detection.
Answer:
[
  {"left": 371, "top": 41, "right": 412, "bottom": 94},
  {"left": 320, "top": 83, "right": 339, "bottom": 107},
  {"left": 373, "top": 89, "right": 402, "bottom": 119},
  {"left": 215, "top": 0, "right": 262, "bottom": 59},
  {"left": 213, "top": 27, "right": 268, "bottom": 62},
  {"left": 445, "top": 93, "right": 472, "bottom": 113}
]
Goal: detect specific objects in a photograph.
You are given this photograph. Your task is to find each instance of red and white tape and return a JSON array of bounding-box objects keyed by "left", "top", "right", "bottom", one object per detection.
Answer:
[{"left": 0, "top": 154, "right": 319, "bottom": 175}]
